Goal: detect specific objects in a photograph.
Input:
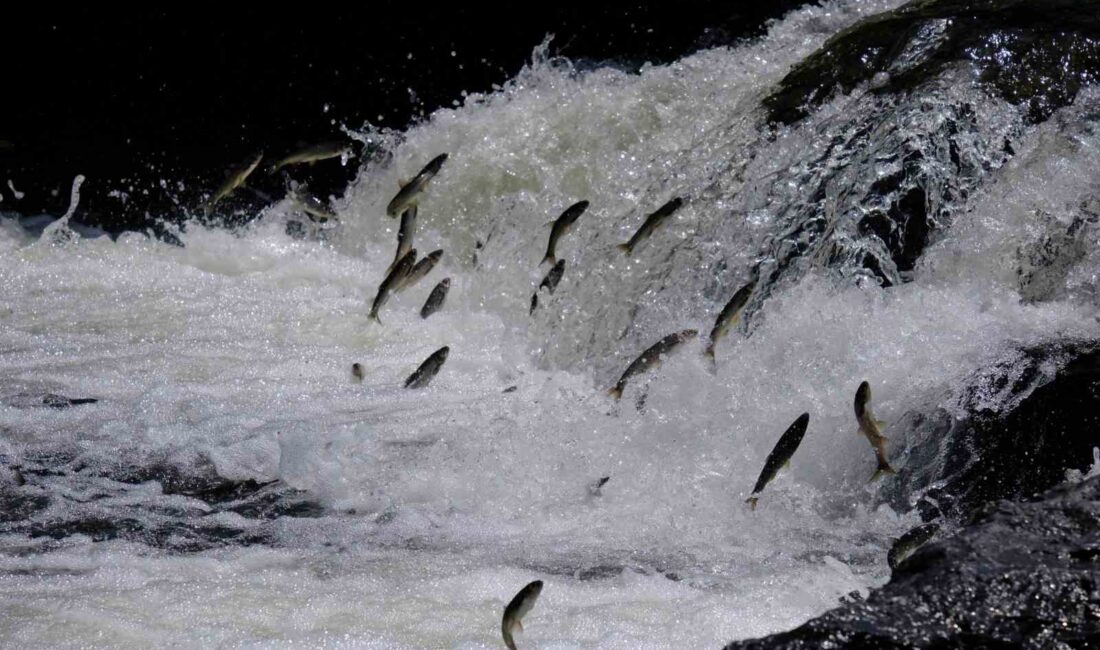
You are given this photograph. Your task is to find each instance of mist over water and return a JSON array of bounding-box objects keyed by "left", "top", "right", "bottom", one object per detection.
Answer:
[{"left": 3, "top": 0, "right": 1099, "bottom": 647}]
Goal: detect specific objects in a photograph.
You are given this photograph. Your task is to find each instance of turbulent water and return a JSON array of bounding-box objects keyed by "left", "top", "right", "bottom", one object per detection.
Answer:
[{"left": 2, "top": 1, "right": 1099, "bottom": 647}]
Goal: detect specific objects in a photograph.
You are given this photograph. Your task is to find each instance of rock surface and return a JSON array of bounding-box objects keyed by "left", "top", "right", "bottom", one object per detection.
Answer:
[{"left": 724, "top": 476, "right": 1100, "bottom": 649}]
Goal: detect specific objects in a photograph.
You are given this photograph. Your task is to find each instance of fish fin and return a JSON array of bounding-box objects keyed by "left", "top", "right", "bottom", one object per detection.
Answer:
[
  {"left": 876, "top": 419, "right": 888, "bottom": 429},
  {"left": 616, "top": 243, "right": 631, "bottom": 253},
  {"left": 368, "top": 312, "right": 381, "bottom": 324},
  {"left": 608, "top": 386, "right": 623, "bottom": 400},
  {"left": 783, "top": 459, "right": 791, "bottom": 470},
  {"left": 541, "top": 253, "right": 556, "bottom": 266},
  {"left": 869, "top": 463, "right": 897, "bottom": 483},
  {"left": 398, "top": 177, "right": 409, "bottom": 188},
  {"left": 745, "top": 496, "right": 759, "bottom": 511},
  {"left": 516, "top": 621, "right": 523, "bottom": 633}
]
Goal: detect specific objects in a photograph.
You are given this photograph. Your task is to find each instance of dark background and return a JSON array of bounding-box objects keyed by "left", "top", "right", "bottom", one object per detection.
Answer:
[{"left": 0, "top": 3, "right": 807, "bottom": 231}]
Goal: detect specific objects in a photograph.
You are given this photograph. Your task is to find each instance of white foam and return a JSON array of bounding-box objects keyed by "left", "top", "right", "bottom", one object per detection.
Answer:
[{"left": 3, "top": 1, "right": 1099, "bottom": 647}]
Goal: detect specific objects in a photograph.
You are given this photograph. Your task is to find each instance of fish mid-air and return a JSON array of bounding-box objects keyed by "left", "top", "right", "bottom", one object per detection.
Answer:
[
  {"left": 855, "top": 381, "right": 897, "bottom": 481},
  {"left": 617, "top": 197, "right": 684, "bottom": 255},
  {"left": 351, "top": 363, "right": 365, "bottom": 382},
  {"left": 404, "top": 346, "right": 449, "bottom": 389},
  {"left": 267, "top": 140, "right": 353, "bottom": 174},
  {"left": 530, "top": 260, "right": 565, "bottom": 314},
  {"left": 746, "top": 412, "right": 810, "bottom": 510},
  {"left": 501, "top": 580, "right": 543, "bottom": 650},
  {"left": 704, "top": 278, "right": 757, "bottom": 362},
  {"left": 386, "top": 153, "right": 448, "bottom": 217},
  {"left": 369, "top": 249, "right": 417, "bottom": 323},
  {"left": 420, "top": 278, "right": 450, "bottom": 319},
  {"left": 206, "top": 151, "right": 264, "bottom": 213},
  {"left": 288, "top": 186, "right": 338, "bottom": 223},
  {"left": 541, "top": 200, "right": 589, "bottom": 266},
  {"left": 398, "top": 249, "right": 443, "bottom": 291},
  {"left": 608, "top": 329, "right": 697, "bottom": 400},
  {"left": 887, "top": 522, "right": 940, "bottom": 570},
  {"left": 387, "top": 205, "right": 417, "bottom": 275}
]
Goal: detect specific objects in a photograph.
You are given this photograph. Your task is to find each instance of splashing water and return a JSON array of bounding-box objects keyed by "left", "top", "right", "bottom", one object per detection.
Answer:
[{"left": 2, "top": 1, "right": 1099, "bottom": 647}]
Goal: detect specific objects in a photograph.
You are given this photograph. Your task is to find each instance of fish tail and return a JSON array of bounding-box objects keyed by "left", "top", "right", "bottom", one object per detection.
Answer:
[
  {"left": 869, "top": 461, "right": 897, "bottom": 483},
  {"left": 368, "top": 311, "right": 381, "bottom": 324},
  {"left": 541, "top": 253, "right": 556, "bottom": 266},
  {"left": 608, "top": 386, "right": 623, "bottom": 400},
  {"left": 745, "top": 496, "right": 759, "bottom": 511},
  {"left": 502, "top": 629, "right": 517, "bottom": 650},
  {"left": 616, "top": 243, "right": 631, "bottom": 253}
]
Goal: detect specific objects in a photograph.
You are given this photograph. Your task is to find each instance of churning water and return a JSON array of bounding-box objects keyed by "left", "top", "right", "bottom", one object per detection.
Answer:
[{"left": 2, "top": 0, "right": 1099, "bottom": 647}]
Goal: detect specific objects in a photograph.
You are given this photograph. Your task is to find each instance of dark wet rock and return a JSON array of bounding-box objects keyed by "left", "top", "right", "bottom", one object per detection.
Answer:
[
  {"left": 888, "top": 341, "right": 1100, "bottom": 522},
  {"left": 766, "top": 0, "right": 1100, "bottom": 126},
  {"left": 723, "top": 476, "right": 1100, "bottom": 649},
  {"left": 1017, "top": 199, "right": 1100, "bottom": 304}
]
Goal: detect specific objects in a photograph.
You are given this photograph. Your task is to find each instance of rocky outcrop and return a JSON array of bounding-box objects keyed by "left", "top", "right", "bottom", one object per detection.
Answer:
[
  {"left": 724, "top": 476, "right": 1100, "bottom": 649},
  {"left": 888, "top": 341, "right": 1100, "bottom": 523},
  {"left": 765, "top": 0, "right": 1100, "bottom": 126}
]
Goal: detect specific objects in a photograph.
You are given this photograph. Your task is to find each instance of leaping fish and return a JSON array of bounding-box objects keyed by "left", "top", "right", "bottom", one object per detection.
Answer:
[
  {"left": 501, "top": 580, "right": 543, "bottom": 650},
  {"left": 206, "top": 151, "right": 263, "bottom": 213},
  {"left": 617, "top": 197, "right": 683, "bottom": 254},
  {"left": 268, "top": 140, "right": 353, "bottom": 174},
  {"left": 704, "top": 278, "right": 757, "bottom": 363},
  {"left": 386, "top": 153, "right": 448, "bottom": 217},
  {"left": 855, "top": 381, "right": 897, "bottom": 482},
  {"left": 608, "top": 329, "right": 697, "bottom": 400},
  {"left": 541, "top": 200, "right": 589, "bottom": 266},
  {"left": 369, "top": 249, "right": 417, "bottom": 322},
  {"left": 745, "top": 412, "right": 810, "bottom": 510}
]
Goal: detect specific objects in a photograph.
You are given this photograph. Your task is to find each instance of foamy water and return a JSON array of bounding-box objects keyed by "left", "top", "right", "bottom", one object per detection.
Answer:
[{"left": 3, "top": 0, "right": 1099, "bottom": 647}]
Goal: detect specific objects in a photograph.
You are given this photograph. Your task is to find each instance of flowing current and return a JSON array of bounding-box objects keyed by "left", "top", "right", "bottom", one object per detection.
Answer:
[{"left": 2, "top": 1, "right": 1099, "bottom": 647}]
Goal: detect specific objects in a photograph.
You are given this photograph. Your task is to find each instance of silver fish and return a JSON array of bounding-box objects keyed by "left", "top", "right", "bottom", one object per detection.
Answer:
[
  {"left": 398, "top": 249, "right": 443, "bottom": 291},
  {"left": 420, "top": 278, "right": 450, "bottom": 319},
  {"left": 855, "top": 381, "right": 897, "bottom": 482},
  {"left": 207, "top": 151, "right": 264, "bottom": 212},
  {"left": 404, "top": 346, "right": 449, "bottom": 389},
  {"left": 387, "top": 206, "right": 417, "bottom": 275},
  {"left": 617, "top": 197, "right": 683, "bottom": 254},
  {"left": 369, "top": 248, "right": 417, "bottom": 322},
  {"left": 746, "top": 413, "right": 810, "bottom": 511},
  {"left": 289, "top": 187, "right": 338, "bottom": 223},
  {"left": 704, "top": 278, "right": 757, "bottom": 362},
  {"left": 541, "top": 201, "right": 589, "bottom": 265},
  {"left": 608, "top": 329, "right": 697, "bottom": 400},
  {"left": 887, "top": 522, "right": 940, "bottom": 569},
  {"left": 386, "top": 153, "right": 448, "bottom": 217},
  {"left": 502, "top": 580, "right": 543, "bottom": 650},
  {"left": 268, "top": 141, "right": 352, "bottom": 174}
]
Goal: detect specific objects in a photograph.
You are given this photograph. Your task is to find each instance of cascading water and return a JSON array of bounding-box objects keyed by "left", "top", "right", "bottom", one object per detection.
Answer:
[{"left": 2, "top": 0, "right": 1098, "bottom": 647}]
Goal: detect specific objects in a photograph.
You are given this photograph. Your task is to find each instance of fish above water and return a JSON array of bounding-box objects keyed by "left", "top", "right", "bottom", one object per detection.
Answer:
[
  {"left": 855, "top": 381, "right": 897, "bottom": 481},
  {"left": 398, "top": 249, "right": 443, "bottom": 291},
  {"left": 386, "top": 153, "right": 448, "bottom": 217},
  {"left": 267, "top": 140, "right": 353, "bottom": 174},
  {"left": 387, "top": 206, "right": 417, "bottom": 275},
  {"left": 617, "top": 197, "right": 684, "bottom": 254},
  {"left": 746, "top": 412, "right": 810, "bottom": 510},
  {"left": 704, "top": 278, "right": 757, "bottom": 363},
  {"left": 404, "top": 346, "right": 449, "bottom": 389},
  {"left": 541, "top": 200, "right": 589, "bottom": 266},
  {"left": 608, "top": 329, "right": 697, "bottom": 400},
  {"left": 501, "top": 580, "right": 543, "bottom": 650},
  {"left": 888, "top": 522, "right": 940, "bottom": 569},
  {"left": 369, "top": 249, "right": 417, "bottom": 323},
  {"left": 420, "top": 278, "right": 450, "bottom": 319},
  {"left": 206, "top": 151, "right": 263, "bottom": 212}
]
